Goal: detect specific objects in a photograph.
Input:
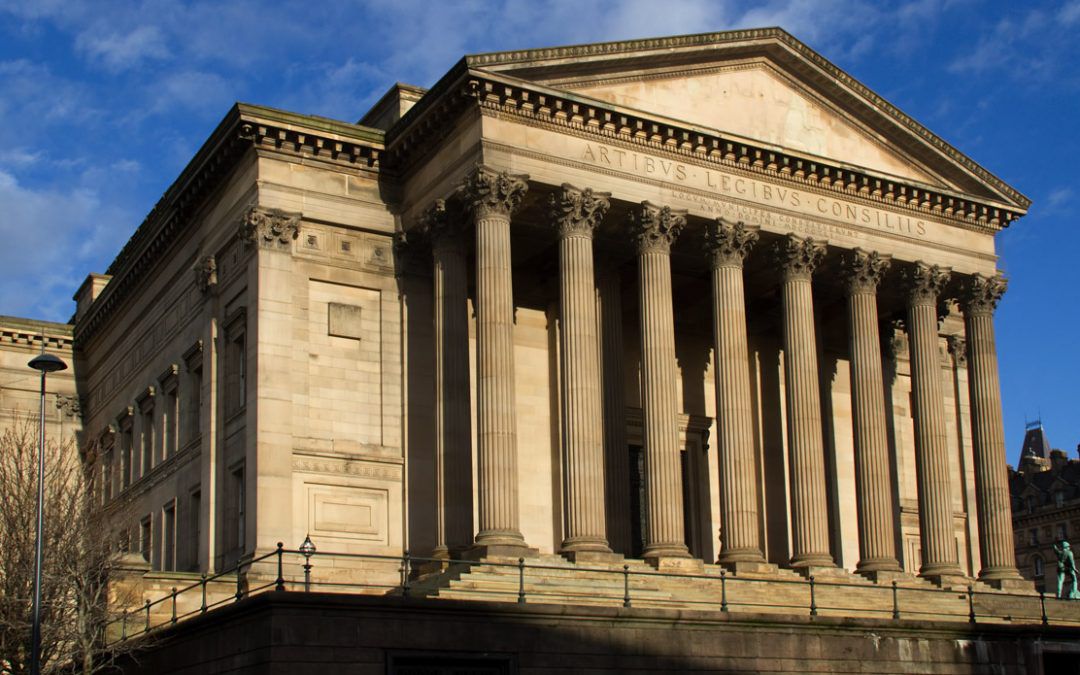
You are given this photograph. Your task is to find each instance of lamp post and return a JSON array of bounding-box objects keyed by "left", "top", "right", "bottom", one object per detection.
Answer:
[
  {"left": 299, "top": 534, "right": 316, "bottom": 592},
  {"left": 27, "top": 351, "right": 67, "bottom": 675}
]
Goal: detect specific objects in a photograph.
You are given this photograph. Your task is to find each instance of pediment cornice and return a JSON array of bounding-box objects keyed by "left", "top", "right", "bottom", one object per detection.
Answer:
[
  {"left": 384, "top": 68, "right": 1024, "bottom": 235},
  {"left": 462, "top": 28, "right": 1029, "bottom": 211}
]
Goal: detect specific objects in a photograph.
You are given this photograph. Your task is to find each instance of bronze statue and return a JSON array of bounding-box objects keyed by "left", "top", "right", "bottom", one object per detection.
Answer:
[{"left": 1052, "top": 540, "right": 1079, "bottom": 600}]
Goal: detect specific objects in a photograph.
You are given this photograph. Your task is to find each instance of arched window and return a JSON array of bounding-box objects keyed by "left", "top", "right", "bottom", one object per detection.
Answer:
[
  {"left": 1034, "top": 555, "right": 1045, "bottom": 578},
  {"left": 1028, "top": 496, "right": 1038, "bottom": 513},
  {"left": 1055, "top": 491, "right": 1066, "bottom": 507}
]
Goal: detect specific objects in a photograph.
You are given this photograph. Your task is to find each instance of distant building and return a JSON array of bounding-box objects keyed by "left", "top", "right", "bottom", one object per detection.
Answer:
[{"left": 1010, "top": 422, "right": 1080, "bottom": 592}]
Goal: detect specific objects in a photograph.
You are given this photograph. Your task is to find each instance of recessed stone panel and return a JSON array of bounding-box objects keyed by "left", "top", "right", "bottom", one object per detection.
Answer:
[{"left": 328, "top": 302, "right": 364, "bottom": 340}]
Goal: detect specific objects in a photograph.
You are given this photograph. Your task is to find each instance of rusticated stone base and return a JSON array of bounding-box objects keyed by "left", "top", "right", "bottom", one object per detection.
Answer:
[{"left": 112, "top": 592, "right": 1080, "bottom": 674}]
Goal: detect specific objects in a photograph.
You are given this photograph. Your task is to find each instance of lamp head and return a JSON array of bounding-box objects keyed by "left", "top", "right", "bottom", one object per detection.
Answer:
[
  {"left": 28, "top": 353, "right": 67, "bottom": 374},
  {"left": 299, "top": 534, "right": 316, "bottom": 558}
]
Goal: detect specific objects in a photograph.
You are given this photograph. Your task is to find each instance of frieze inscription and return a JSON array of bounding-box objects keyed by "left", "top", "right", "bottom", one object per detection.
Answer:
[{"left": 580, "top": 142, "right": 929, "bottom": 239}]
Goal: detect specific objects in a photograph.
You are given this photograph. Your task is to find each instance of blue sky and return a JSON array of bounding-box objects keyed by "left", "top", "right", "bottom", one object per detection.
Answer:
[{"left": 0, "top": 0, "right": 1076, "bottom": 462}]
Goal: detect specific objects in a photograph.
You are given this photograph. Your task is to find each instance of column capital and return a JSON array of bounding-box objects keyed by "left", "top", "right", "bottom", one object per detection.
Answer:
[
  {"left": 631, "top": 201, "right": 686, "bottom": 255},
  {"left": 947, "top": 334, "right": 967, "bottom": 367},
  {"left": 459, "top": 165, "right": 529, "bottom": 219},
  {"left": 239, "top": 206, "right": 301, "bottom": 250},
  {"left": 418, "top": 199, "right": 466, "bottom": 253},
  {"left": 904, "top": 261, "right": 951, "bottom": 306},
  {"left": 549, "top": 183, "right": 610, "bottom": 239},
  {"left": 703, "top": 219, "right": 759, "bottom": 268},
  {"left": 960, "top": 273, "right": 1007, "bottom": 316},
  {"left": 843, "top": 248, "right": 891, "bottom": 294},
  {"left": 777, "top": 234, "right": 826, "bottom": 280}
]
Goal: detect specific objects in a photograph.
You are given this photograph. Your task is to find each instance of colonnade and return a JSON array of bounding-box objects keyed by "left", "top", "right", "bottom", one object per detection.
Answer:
[{"left": 417, "top": 165, "right": 1020, "bottom": 584}]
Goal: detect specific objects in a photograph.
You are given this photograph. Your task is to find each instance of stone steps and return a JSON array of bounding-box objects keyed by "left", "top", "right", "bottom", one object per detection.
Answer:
[{"left": 414, "top": 557, "right": 1080, "bottom": 625}]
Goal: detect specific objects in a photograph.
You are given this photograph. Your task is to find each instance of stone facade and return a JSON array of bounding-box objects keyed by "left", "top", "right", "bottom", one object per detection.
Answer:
[{"left": 3, "top": 29, "right": 1035, "bottom": 599}]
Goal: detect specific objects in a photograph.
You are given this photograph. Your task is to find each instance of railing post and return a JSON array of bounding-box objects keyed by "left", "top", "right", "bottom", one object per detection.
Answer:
[
  {"left": 891, "top": 580, "right": 899, "bottom": 620},
  {"left": 967, "top": 585, "right": 976, "bottom": 624},
  {"left": 275, "top": 542, "right": 285, "bottom": 592},
  {"left": 1041, "top": 591, "right": 1048, "bottom": 627},
  {"left": 402, "top": 551, "right": 412, "bottom": 598},
  {"left": 171, "top": 587, "right": 177, "bottom": 624},
  {"left": 303, "top": 556, "right": 312, "bottom": 593},
  {"left": 144, "top": 599, "right": 151, "bottom": 633},
  {"left": 809, "top": 576, "right": 817, "bottom": 617},
  {"left": 623, "top": 564, "right": 631, "bottom": 608},
  {"left": 720, "top": 568, "right": 728, "bottom": 613},
  {"left": 200, "top": 573, "right": 207, "bottom": 613},
  {"left": 517, "top": 558, "right": 526, "bottom": 604}
]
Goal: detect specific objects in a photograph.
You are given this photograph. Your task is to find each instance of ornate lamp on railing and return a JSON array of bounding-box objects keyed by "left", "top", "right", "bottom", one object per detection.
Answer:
[{"left": 299, "top": 534, "right": 316, "bottom": 592}]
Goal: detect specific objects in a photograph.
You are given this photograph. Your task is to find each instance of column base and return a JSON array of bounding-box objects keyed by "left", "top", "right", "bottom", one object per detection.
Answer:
[
  {"left": 721, "top": 560, "right": 779, "bottom": 576},
  {"left": 462, "top": 542, "right": 537, "bottom": 557},
  {"left": 856, "top": 569, "right": 911, "bottom": 585},
  {"left": 920, "top": 569, "right": 970, "bottom": 589},
  {"left": 789, "top": 553, "right": 835, "bottom": 569},
  {"left": 645, "top": 556, "right": 705, "bottom": 573},
  {"left": 561, "top": 549, "right": 624, "bottom": 564},
  {"left": 855, "top": 558, "right": 902, "bottom": 575},
  {"left": 718, "top": 548, "right": 767, "bottom": 566},
  {"left": 978, "top": 568, "right": 1032, "bottom": 591}
]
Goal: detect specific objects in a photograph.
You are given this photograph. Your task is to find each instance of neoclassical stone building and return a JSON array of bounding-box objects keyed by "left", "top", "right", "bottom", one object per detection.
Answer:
[{"left": 70, "top": 28, "right": 1029, "bottom": 595}]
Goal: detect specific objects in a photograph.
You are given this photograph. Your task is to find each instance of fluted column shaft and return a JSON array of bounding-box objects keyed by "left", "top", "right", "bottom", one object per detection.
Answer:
[
  {"left": 551, "top": 185, "right": 612, "bottom": 554},
  {"left": 463, "top": 167, "right": 529, "bottom": 549},
  {"left": 425, "top": 200, "right": 474, "bottom": 554},
  {"left": 597, "top": 267, "right": 632, "bottom": 555},
  {"left": 705, "top": 220, "right": 765, "bottom": 564},
  {"left": 844, "top": 249, "right": 901, "bottom": 573},
  {"left": 633, "top": 203, "right": 690, "bottom": 560},
  {"left": 779, "top": 235, "right": 834, "bottom": 568},
  {"left": 962, "top": 274, "right": 1021, "bottom": 581},
  {"left": 905, "top": 262, "right": 962, "bottom": 578}
]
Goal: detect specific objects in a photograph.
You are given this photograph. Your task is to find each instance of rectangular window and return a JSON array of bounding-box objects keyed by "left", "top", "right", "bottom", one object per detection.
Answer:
[
  {"left": 225, "top": 311, "right": 246, "bottom": 418},
  {"left": 103, "top": 448, "right": 114, "bottom": 502},
  {"left": 1058, "top": 524, "right": 1068, "bottom": 541},
  {"left": 140, "top": 516, "right": 152, "bottom": 564},
  {"left": 1030, "top": 529, "right": 1038, "bottom": 546},
  {"left": 121, "top": 425, "right": 133, "bottom": 489},
  {"left": 164, "top": 387, "right": 178, "bottom": 459},
  {"left": 231, "top": 465, "right": 246, "bottom": 552},
  {"left": 188, "top": 366, "right": 202, "bottom": 443},
  {"left": 141, "top": 407, "right": 154, "bottom": 477},
  {"left": 189, "top": 489, "right": 201, "bottom": 571},
  {"left": 162, "top": 501, "right": 176, "bottom": 572}
]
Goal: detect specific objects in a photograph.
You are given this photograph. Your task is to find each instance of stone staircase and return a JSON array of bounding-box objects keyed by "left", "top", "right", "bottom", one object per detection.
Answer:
[{"left": 412, "top": 556, "right": 1080, "bottom": 626}]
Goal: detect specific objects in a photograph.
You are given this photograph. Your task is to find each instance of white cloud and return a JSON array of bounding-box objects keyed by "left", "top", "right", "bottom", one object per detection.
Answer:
[{"left": 75, "top": 24, "right": 170, "bottom": 71}]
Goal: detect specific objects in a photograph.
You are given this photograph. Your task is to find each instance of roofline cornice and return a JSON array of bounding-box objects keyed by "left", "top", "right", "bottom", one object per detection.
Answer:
[
  {"left": 383, "top": 69, "right": 1025, "bottom": 232},
  {"left": 75, "top": 104, "right": 384, "bottom": 346},
  {"left": 463, "top": 27, "right": 1029, "bottom": 210}
]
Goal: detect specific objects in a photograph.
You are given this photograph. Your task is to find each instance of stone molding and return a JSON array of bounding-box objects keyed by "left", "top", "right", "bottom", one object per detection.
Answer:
[
  {"left": 777, "top": 234, "right": 826, "bottom": 280},
  {"left": 703, "top": 219, "right": 759, "bottom": 268},
  {"left": 458, "top": 165, "right": 529, "bottom": 220},
  {"left": 844, "top": 248, "right": 891, "bottom": 294},
  {"left": 55, "top": 394, "right": 81, "bottom": 419},
  {"left": 549, "top": 183, "right": 611, "bottom": 239},
  {"left": 193, "top": 255, "right": 217, "bottom": 293},
  {"left": 630, "top": 202, "right": 686, "bottom": 255},
  {"left": 961, "top": 273, "right": 1007, "bottom": 316},
  {"left": 905, "top": 262, "right": 951, "bottom": 306},
  {"left": 239, "top": 206, "right": 301, "bottom": 250}
]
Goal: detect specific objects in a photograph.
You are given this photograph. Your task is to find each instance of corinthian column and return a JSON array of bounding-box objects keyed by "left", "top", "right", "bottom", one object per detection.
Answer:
[
  {"left": 631, "top": 202, "right": 690, "bottom": 561},
  {"left": 961, "top": 273, "right": 1022, "bottom": 586},
  {"left": 550, "top": 184, "right": 613, "bottom": 557},
  {"left": 904, "top": 262, "right": 963, "bottom": 581},
  {"left": 460, "top": 166, "right": 529, "bottom": 553},
  {"left": 703, "top": 219, "right": 766, "bottom": 566},
  {"left": 421, "top": 200, "right": 473, "bottom": 556},
  {"left": 843, "top": 249, "right": 901, "bottom": 575},
  {"left": 777, "top": 234, "right": 834, "bottom": 569}
]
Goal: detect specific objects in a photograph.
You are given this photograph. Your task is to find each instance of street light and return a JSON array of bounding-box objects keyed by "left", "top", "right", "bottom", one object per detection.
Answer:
[
  {"left": 27, "top": 351, "right": 67, "bottom": 675},
  {"left": 299, "top": 534, "right": 316, "bottom": 592}
]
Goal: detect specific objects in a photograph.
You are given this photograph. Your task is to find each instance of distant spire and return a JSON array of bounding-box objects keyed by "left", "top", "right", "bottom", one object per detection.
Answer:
[{"left": 1020, "top": 419, "right": 1051, "bottom": 460}]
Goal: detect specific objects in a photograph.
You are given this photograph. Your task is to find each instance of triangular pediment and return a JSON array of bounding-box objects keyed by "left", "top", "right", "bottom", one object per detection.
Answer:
[{"left": 467, "top": 29, "right": 1029, "bottom": 211}]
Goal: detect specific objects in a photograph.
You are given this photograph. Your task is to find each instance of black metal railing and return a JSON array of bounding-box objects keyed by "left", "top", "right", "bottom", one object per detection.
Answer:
[{"left": 103, "top": 544, "right": 1080, "bottom": 646}]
